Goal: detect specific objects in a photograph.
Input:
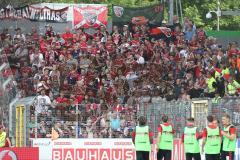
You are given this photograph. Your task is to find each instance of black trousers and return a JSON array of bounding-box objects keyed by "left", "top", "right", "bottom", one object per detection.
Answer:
[
  {"left": 186, "top": 153, "right": 201, "bottom": 160},
  {"left": 206, "top": 154, "right": 220, "bottom": 160},
  {"left": 136, "top": 151, "right": 149, "bottom": 160},
  {"left": 221, "top": 151, "right": 235, "bottom": 160},
  {"left": 157, "top": 149, "right": 171, "bottom": 160}
]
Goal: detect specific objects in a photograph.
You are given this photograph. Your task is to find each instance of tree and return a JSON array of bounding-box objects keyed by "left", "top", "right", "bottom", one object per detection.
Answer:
[{"left": 182, "top": 0, "right": 240, "bottom": 30}]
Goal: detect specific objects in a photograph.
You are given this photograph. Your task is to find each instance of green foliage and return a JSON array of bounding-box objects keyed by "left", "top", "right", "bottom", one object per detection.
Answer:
[
  {"left": 182, "top": 0, "right": 240, "bottom": 30},
  {"left": 183, "top": 5, "right": 204, "bottom": 26}
]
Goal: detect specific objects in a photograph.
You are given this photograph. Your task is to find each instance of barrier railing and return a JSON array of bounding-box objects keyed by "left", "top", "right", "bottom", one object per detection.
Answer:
[
  {"left": 138, "top": 97, "right": 240, "bottom": 138},
  {"left": 9, "top": 97, "right": 240, "bottom": 148},
  {"left": 31, "top": 102, "right": 137, "bottom": 139}
]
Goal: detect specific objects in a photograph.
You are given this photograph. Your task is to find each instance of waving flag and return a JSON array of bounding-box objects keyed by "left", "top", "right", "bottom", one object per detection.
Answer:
[{"left": 73, "top": 5, "right": 108, "bottom": 29}]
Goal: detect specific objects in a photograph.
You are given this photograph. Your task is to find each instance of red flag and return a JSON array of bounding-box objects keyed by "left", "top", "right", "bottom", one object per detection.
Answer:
[{"left": 73, "top": 5, "right": 108, "bottom": 29}]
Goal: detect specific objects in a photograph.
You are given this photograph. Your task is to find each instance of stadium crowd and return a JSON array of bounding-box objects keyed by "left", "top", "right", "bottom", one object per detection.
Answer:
[{"left": 1, "top": 16, "right": 240, "bottom": 138}]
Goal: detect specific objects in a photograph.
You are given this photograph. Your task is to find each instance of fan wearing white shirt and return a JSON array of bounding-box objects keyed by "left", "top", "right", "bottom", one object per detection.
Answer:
[
  {"left": 36, "top": 90, "right": 51, "bottom": 114},
  {"left": 136, "top": 54, "right": 145, "bottom": 64}
]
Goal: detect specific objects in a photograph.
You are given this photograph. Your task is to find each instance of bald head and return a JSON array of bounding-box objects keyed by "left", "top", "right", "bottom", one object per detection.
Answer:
[{"left": 65, "top": 26, "right": 71, "bottom": 33}]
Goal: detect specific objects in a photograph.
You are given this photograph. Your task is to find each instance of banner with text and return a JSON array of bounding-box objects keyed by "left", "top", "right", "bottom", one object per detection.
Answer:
[
  {"left": 0, "top": 5, "right": 68, "bottom": 22},
  {"left": 0, "top": 147, "right": 39, "bottom": 160},
  {"left": 32, "top": 138, "right": 240, "bottom": 160},
  {"left": 112, "top": 3, "right": 164, "bottom": 26},
  {"left": 32, "top": 138, "right": 135, "bottom": 160},
  {"left": 73, "top": 5, "right": 108, "bottom": 29}
]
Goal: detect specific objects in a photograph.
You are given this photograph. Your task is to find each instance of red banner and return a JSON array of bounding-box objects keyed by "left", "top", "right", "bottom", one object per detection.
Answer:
[
  {"left": 73, "top": 5, "right": 108, "bottom": 29},
  {"left": 0, "top": 148, "right": 39, "bottom": 160}
]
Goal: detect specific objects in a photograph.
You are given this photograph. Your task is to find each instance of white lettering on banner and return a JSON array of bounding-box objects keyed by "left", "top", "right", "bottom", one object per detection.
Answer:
[
  {"left": 30, "top": 8, "right": 36, "bottom": 19},
  {"left": 46, "top": 10, "right": 51, "bottom": 20},
  {"left": 112, "top": 149, "right": 121, "bottom": 160},
  {"left": 53, "top": 150, "right": 61, "bottom": 160},
  {"left": 101, "top": 150, "right": 109, "bottom": 160},
  {"left": 51, "top": 148, "right": 135, "bottom": 160},
  {"left": 65, "top": 150, "right": 74, "bottom": 160},
  {"left": 88, "top": 149, "right": 98, "bottom": 160},
  {"left": 76, "top": 149, "right": 86, "bottom": 160},
  {"left": 51, "top": 11, "right": 56, "bottom": 21},
  {"left": 125, "top": 150, "right": 134, "bottom": 160},
  {"left": 55, "top": 12, "right": 60, "bottom": 21}
]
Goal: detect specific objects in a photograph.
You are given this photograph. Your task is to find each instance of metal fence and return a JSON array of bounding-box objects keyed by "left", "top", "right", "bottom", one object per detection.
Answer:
[
  {"left": 0, "top": 51, "right": 19, "bottom": 137},
  {"left": 210, "top": 98, "right": 240, "bottom": 137},
  {"left": 138, "top": 97, "right": 240, "bottom": 138},
  {"left": 28, "top": 102, "right": 138, "bottom": 140},
  {"left": 138, "top": 98, "right": 191, "bottom": 137},
  {"left": 8, "top": 96, "right": 240, "bottom": 146}
]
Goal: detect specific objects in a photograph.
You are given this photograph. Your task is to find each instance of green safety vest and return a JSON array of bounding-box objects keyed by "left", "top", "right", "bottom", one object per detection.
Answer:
[
  {"left": 212, "top": 96, "right": 221, "bottom": 104},
  {"left": 227, "top": 83, "right": 236, "bottom": 95},
  {"left": 184, "top": 127, "right": 200, "bottom": 153},
  {"left": 158, "top": 124, "right": 173, "bottom": 150},
  {"left": 0, "top": 132, "right": 6, "bottom": 147},
  {"left": 222, "top": 125, "right": 236, "bottom": 152},
  {"left": 233, "top": 80, "right": 240, "bottom": 88},
  {"left": 222, "top": 68, "right": 230, "bottom": 75},
  {"left": 204, "top": 127, "right": 221, "bottom": 154},
  {"left": 135, "top": 126, "right": 151, "bottom": 151},
  {"left": 215, "top": 71, "right": 221, "bottom": 78},
  {"left": 207, "top": 77, "right": 216, "bottom": 93}
]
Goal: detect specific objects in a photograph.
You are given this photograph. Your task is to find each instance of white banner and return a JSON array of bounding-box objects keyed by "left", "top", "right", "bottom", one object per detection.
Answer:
[
  {"left": 32, "top": 138, "right": 136, "bottom": 160},
  {"left": 31, "top": 138, "right": 240, "bottom": 160}
]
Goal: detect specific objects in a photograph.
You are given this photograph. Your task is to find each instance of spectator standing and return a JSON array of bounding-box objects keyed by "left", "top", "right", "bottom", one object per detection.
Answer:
[
  {"left": 184, "top": 23, "right": 195, "bottom": 42},
  {"left": 36, "top": 90, "right": 51, "bottom": 114},
  {"left": 0, "top": 125, "right": 6, "bottom": 148},
  {"left": 110, "top": 112, "right": 120, "bottom": 132}
]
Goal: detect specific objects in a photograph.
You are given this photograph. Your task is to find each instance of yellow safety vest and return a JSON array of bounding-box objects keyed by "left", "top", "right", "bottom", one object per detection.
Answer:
[
  {"left": 233, "top": 80, "right": 240, "bottom": 89},
  {"left": 0, "top": 132, "right": 6, "bottom": 147},
  {"left": 207, "top": 77, "right": 216, "bottom": 93},
  {"left": 227, "top": 83, "right": 236, "bottom": 95},
  {"left": 222, "top": 68, "right": 230, "bottom": 75}
]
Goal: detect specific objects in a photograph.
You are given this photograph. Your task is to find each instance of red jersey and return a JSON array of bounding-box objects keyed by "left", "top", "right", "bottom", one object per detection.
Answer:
[
  {"left": 158, "top": 123, "right": 175, "bottom": 134},
  {"left": 202, "top": 124, "right": 222, "bottom": 138},
  {"left": 62, "top": 32, "right": 73, "bottom": 41}
]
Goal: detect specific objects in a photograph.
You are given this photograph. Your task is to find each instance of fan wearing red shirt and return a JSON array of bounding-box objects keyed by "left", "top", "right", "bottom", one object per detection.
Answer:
[
  {"left": 202, "top": 115, "right": 222, "bottom": 160},
  {"left": 156, "top": 115, "right": 175, "bottom": 160},
  {"left": 54, "top": 92, "right": 68, "bottom": 112},
  {"left": 62, "top": 27, "right": 73, "bottom": 44}
]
